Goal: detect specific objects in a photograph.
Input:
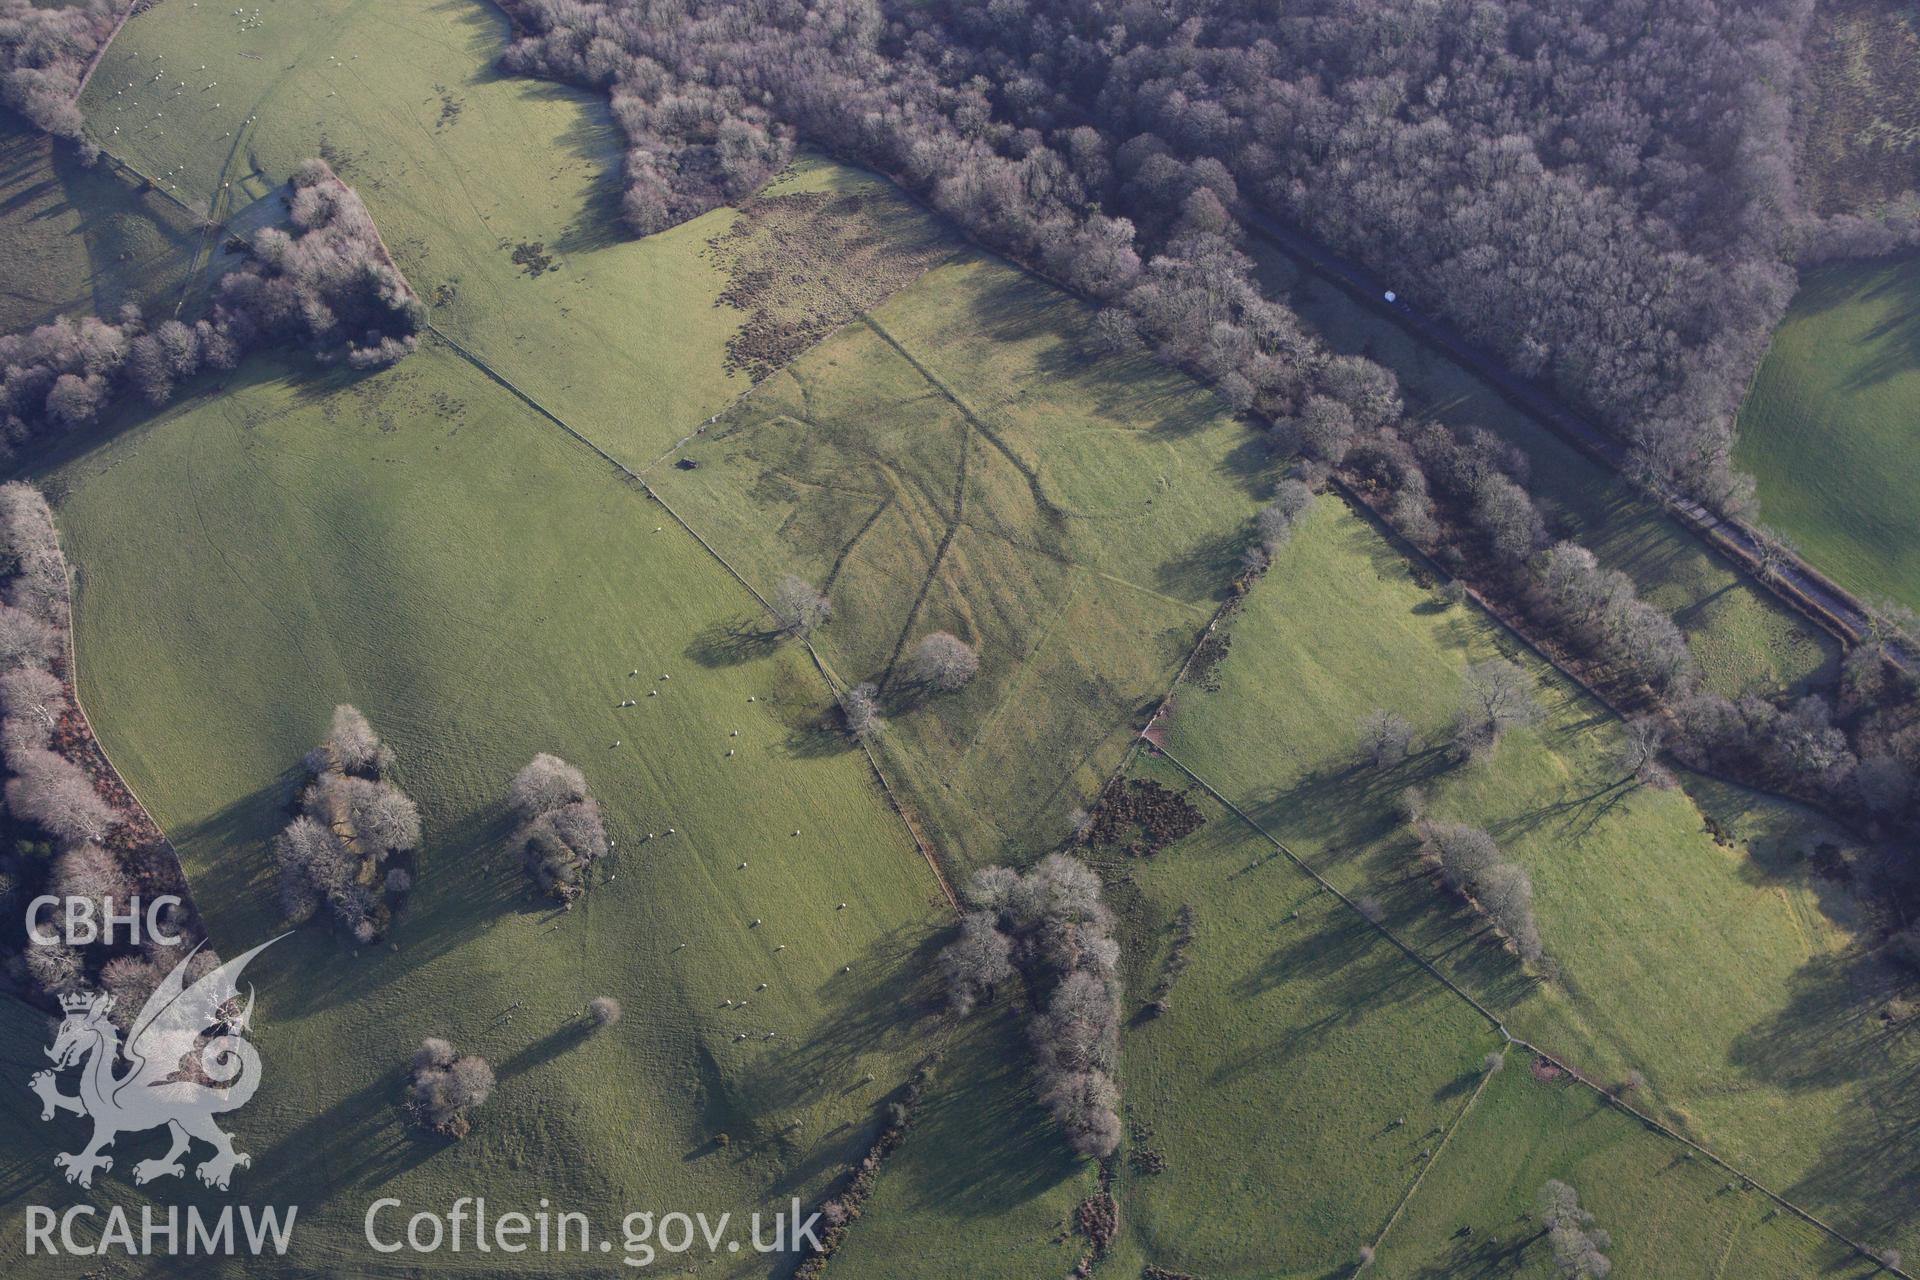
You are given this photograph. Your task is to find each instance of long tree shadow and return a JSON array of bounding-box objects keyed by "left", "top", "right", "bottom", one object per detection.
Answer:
[{"left": 687, "top": 615, "right": 783, "bottom": 668}]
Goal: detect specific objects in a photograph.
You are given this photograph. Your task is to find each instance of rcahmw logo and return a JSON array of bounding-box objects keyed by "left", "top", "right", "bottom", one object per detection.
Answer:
[{"left": 20, "top": 935, "right": 301, "bottom": 1260}]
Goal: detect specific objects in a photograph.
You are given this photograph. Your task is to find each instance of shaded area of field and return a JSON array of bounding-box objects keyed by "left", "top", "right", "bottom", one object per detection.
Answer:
[
  {"left": 1108, "top": 766, "right": 1495, "bottom": 1277},
  {"left": 828, "top": 1006, "right": 1099, "bottom": 1280},
  {"left": 0, "top": 117, "right": 205, "bottom": 333},
  {"left": 1371, "top": 1064, "right": 1882, "bottom": 1279},
  {"left": 1150, "top": 496, "right": 1920, "bottom": 1259},
  {"left": 1737, "top": 253, "right": 1920, "bottom": 611},
  {"left": 0, "top": 343, "right": 946, "bottom": 1276},
  {"left": 1255, "top": 244, "right": 1837, "bottom": 702},
  {"left": 652, "top": 252, "right": 1266, "bottom": 871}
]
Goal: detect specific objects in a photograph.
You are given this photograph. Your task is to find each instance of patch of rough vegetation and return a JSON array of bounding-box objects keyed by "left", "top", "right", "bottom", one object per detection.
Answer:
[
  {"left": 1801, "top": 0, "right": 1920, "bottom": 218},
  {"left": 1083, "top": 776, "right": 1205, "bottom": 858},
  {"left": 706, "top": 188, "right": 951, "bottom": 382}
]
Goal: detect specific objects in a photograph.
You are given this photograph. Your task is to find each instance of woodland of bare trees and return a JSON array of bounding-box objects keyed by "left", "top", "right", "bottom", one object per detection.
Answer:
[
  {"left": 509, "top": 752, "right": 607, "bottom": 902},
  {"left": 274, "top": 705, "right": 422, "bottom": 942},
  {"left": 0, "top": 0, "right": 119, "bottom": 152},
  {"left": 939, "top": 854, "right": 1122, "bottom": 1158},
  {"left": 0, "top": 160, "right": 419, "bottom": 462},
  {"left": 491, "top": 0, "right": 1860, "bottom": 515}
]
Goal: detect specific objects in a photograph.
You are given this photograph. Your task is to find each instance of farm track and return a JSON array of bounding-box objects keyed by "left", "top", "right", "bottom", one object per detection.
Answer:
[{"left": 1234, "top": 202, "right": 1908, "bottom": 669}]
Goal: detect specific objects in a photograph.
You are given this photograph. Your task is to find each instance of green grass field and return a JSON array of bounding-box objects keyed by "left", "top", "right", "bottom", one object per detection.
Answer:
[
  {"left": 651, "top": 251, "right": 1267, "bottom": 871},
  {"left": 1256, "top": 246, "right": 1838, "bottom": 701},
  {"left": 1, "top": 342, "right": 949, "bottom": 1276},
  {"left": 1106, "top": 768, "right": 1496, "bottom": 1277},
  {"left": 0, "top": 2, "right": 1895, "bottom": 1274},
  {"left": 79, "top": 0, "right": 752, "bottom": 467},
  {"left": 1148, "top": 494, "right": 1920, "bottom": 1258},
  {"left": 1371, "top": 1063, "right": 1881, "bottom": 1279},
  {"left": 0, "top": 117, "right": 208, "bottom": 334},
  {"left": 827, "top": 1007, "right": 1102, "bottom": 1280},
  {"left": 1736, "top": 253, "right": 1920, "bottom": 611}
]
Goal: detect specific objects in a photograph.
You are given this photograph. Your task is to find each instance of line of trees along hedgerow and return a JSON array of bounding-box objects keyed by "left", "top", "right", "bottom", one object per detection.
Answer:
[
  {"left": 0, "top": 0, "right": 120, "bottom": 154},
  {"left": 0, "top": 159, "right": 422, "bottom": 464},
  {"left": 0, "top": 481, "right": 215, "bottom": 1022},
  {"left": 499, "top": 0, "right": 1920, "bottom": 931},
  {"left": 492, "top": 0, "right": 1915, "bottom": 517}
]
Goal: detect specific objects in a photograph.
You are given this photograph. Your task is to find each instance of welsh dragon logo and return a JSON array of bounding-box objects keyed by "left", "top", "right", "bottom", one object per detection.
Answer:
[{"left": 28, "top": 937, "right": 280, "bottom": 1190}]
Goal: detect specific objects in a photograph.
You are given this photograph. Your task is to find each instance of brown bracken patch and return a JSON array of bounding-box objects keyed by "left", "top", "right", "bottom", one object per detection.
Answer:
[
  {"left": 706, "top": 186, "right": 953, "bottom": 382},
  {"left": 1084, "top": 776, "right": 1205, "bottom": 857}
]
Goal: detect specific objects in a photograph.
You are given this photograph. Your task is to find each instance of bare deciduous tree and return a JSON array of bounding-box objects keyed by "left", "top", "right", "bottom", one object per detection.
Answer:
[
  {"left": 322, "top": 704, "right": 392, "bottom": 778},
  {"left": 907, "top": 632, "right": 980, "bottom": 692},
  {"left": 770, "top": 575, "right": 831, "bottom": 638},
  {"left": 841, "top": 682, "right": 883, "bottom": 740},
  {"left": 1538, "top": 1180, "right": 1612, "bottom": 1279},
  {"left": 407, "top": 1039, "right": 494, "bottom": 1138},
  {"left": 1454, "top": 659, "right": 1542, "bottom": 759},
  {"left": 937, "top": 911, "right": 1013, "bottom": 1014},
  {"left": 1358, "top": 709, "right": 1412, "bottom": 769},
  {"left": 510, "top": 752, "right": 588, "bottom": 818},
  {"left": 7, "top": 747, "right": 118, "bottom": 842}
]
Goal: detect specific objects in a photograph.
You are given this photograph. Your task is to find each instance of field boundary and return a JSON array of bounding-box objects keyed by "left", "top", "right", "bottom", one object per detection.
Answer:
[
  {"left": 50, "top": 527, "right": 198, "bottom": 934},
  {"left": 421, "top": 324, "right": 961, "bottom": 914},
  {"left": 1238, "top": 202, "right": 1895, "bottom": 666},
  {"left": 1149, "top": 742, "right": 1908, "bottom": 1276}
]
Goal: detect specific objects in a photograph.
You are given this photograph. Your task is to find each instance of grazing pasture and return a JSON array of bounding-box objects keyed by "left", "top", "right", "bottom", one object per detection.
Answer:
[
  {"left": 1104, "top": 766, "right": 1496, "bottom": 1277},
  {"left": 651, "top": 251, "right": 1269, "bottom": 871},
  {"left": 2, "top": 342, "right": 947, "bottom": 1275},
  {"left": 79, "top": 0, "right": 748, "bottom": 467},
  {"left": 1147, "top": 495, "right": 1919, "bottom": 1257},
  {"left": 0, "top": 117, "right": 205, "bottom": 334},
  {"left": 1370, "top": 1063, "right": 1882, "bottom": 1279},
  {"left": 1736, "top": 253, "right": 1920, "bottom": 612}
]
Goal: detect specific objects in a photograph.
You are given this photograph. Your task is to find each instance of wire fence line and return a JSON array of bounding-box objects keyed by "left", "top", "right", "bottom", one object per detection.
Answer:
[
  {"left": 422, "top": 324, "right": 961, "bottom": 914},
  {"left": 1149, "top": 742, "right": 1908, "bottom": 1276}
]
